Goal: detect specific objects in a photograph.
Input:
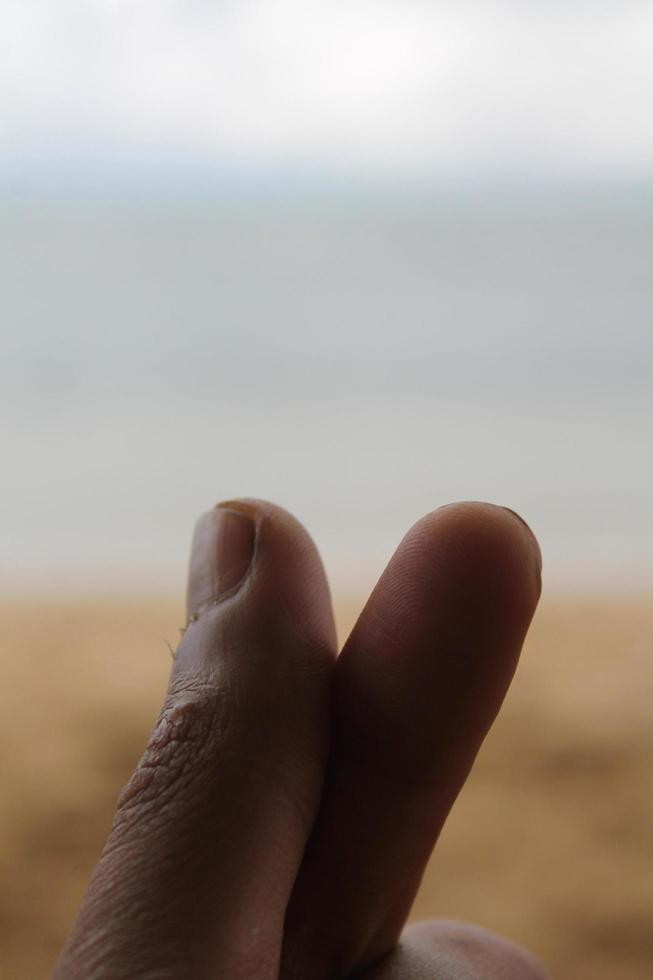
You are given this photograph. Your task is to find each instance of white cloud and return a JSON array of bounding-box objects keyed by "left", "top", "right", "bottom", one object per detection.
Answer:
[{"left": 2, "top": 0, "right": 653, "bottom": 179}]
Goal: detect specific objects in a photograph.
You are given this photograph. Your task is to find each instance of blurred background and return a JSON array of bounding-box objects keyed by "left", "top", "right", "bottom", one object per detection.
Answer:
[{"left": 1, "top": 2, "right": 652, "bottom": 978}]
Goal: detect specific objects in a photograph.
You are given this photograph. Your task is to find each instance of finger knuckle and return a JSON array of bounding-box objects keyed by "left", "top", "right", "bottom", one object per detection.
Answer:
[{"left": 116, "top": 683, "right": 231, "bottom": 819}]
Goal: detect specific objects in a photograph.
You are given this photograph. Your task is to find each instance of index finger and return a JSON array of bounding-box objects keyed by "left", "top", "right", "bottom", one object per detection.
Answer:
[{"left": 281, "top": 502, "right": 542, "bottom": 979}]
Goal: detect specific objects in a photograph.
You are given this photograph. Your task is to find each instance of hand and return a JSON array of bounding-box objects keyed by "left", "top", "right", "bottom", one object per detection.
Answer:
[{"left": 54, "top": 499, "right": 546, "bottom": 979}]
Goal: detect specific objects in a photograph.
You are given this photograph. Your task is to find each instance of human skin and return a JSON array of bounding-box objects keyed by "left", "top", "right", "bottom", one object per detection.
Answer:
[{"left": 53, "top": 499, "right": 547, "bottom": 979}]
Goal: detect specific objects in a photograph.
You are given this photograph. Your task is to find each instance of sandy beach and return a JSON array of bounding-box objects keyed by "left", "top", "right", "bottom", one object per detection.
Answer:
[{"left": 1, "top": 593, "right": 651, "bottom": 979}]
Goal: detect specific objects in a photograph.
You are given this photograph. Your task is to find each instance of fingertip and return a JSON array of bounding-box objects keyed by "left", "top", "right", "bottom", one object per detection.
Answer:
[
  {"left": 216, "top": 498, "right": 326, "bottom": 575},
  {"left": 335, "top": 501, "right": 543, "bottom": 783},
  {"left": 184, "top": 497, "right": 336, "bottom": 668},
  {"left": 402, "top": 501, "right": 542, "bottom": 610},
  {"left": 186, "top": 506, "right": 256, "bottom": 615},
  {"left": 226, "top": 498, "right": 337, "bottom": 648}
]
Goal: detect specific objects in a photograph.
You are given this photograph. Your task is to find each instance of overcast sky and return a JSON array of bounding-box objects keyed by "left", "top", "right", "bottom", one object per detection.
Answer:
[{"left": 2, "top": 0, "right": 653, "bottom": 184}]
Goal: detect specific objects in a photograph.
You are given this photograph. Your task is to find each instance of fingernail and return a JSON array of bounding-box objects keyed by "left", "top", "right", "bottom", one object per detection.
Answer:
[
  {"left": 187, "top": 506, "right": 256, "bottom": 614},
  {"left": 500, "top": 506, "right": 532, "bottom": 534},
  {"left": 501, "top": 506, "right": 543, "bottom": 576}
]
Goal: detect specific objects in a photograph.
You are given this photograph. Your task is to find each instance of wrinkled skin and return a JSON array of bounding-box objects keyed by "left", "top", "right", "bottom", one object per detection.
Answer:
[{"left": 54, "top": 500, "right": 547, "bottom": 980}]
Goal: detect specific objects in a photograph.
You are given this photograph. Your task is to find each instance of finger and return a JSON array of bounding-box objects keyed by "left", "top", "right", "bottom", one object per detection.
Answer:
[
  {"left": 362, "top": 920, "right": 548, "bottom": 980},
  {"left": 281, "top": 502, "right": 541, "bottom": 979},
  {"left": 55, "top": 499, "right": 336, "bottom": 980}
]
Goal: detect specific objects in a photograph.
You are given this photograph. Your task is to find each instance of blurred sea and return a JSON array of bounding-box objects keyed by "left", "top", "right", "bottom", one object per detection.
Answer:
[{"left": 1, "top": 185, "right": 652, "bottom": 594}]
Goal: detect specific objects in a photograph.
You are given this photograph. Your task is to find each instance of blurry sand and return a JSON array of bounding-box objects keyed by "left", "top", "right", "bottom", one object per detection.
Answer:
[{"left": 1, "top": 594, "right": 651, "bottom": 979}]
